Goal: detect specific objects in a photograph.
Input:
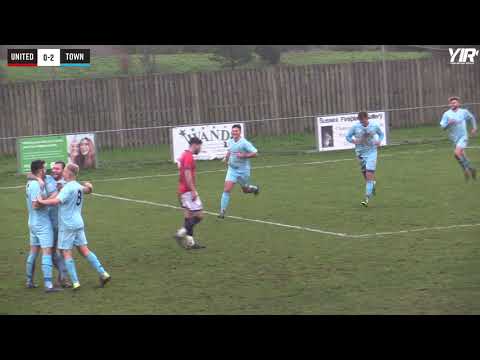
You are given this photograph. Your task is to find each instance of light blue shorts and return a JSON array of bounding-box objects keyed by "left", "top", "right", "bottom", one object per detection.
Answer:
[
  {"left": 357, "top": 151, "right": 378, "bottom": 172},
  {"left": 225, "top": 167, "right": 251, "bottom": 187},
  {"left": 29, "top": 225, "right": 54, "bottom": 249},
  {"left": 455, "top": 136, "right": 468, "bottom": 149},
  {"left": 58, "top": 228, "right": 88, "bottom": 250}
]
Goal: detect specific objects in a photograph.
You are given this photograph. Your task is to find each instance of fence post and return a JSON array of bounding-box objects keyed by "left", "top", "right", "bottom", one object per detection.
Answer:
[
  {"left": 347, "top": 63, "right": 355, "bottom": 112},
  {"left": 415, "top": 59, "right": 425, "bottom": 125},
  {"left": 381, "top": 45, "right": 389, "bottom": 112},
  {"left": 33, "top": 82, "right": 46, "bottom": 135},
  {"left": 191, "top": 72, "right": 202, "bottom": 122},
  {"left": 113, "top": 78, "right": 126, "bottom": 147},
  {"left": 267, "top": 66, "right": 280, "bottom": 135}
]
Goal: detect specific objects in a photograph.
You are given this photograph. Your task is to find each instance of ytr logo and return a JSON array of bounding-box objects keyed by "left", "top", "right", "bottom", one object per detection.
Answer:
[{"left": 449, "top": 48, "right": 479, "bottom": 64}]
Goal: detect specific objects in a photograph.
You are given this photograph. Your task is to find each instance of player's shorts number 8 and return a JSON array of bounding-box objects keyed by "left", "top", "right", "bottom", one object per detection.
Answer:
[{"left": 76, "top": 190, "right": 82, "bottom": 206}]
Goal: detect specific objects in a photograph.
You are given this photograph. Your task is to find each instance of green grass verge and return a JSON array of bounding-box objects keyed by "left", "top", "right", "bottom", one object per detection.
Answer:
[
  {"left": 281, "top": 50, "right": 431, "bottom": 65},
  {"left": 0, "top": 50, "right": 431, "bottom": 83}
]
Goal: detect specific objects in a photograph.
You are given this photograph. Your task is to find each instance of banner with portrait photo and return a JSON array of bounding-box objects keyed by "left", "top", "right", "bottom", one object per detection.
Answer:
[
  {"left": 66, "top": 133, "right": 97, "bottom": 169},
  {"left": 315, "top": 111, "right": 388, "bottom": 152}
]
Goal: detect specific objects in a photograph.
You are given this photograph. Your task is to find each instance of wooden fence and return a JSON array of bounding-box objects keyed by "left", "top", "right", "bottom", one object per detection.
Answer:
[{"left": 1, "top": 57, "right": 479, "bottom": 154}]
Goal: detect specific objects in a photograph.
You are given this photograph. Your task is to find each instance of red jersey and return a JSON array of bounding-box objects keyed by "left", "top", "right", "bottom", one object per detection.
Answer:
[{"left": 178, "top": 150, "right": 196, "bottom": 194}]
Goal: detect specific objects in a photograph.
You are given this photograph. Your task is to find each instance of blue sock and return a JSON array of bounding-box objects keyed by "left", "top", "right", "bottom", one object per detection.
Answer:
[
  {"left": 65, "top": 258, "right": 79, "bottom": 284},
  {"left": 220, "top": 192, "right": 230, "bottom": 212},
  {"left": 85, "top": 252, "right": 106, "bottom": 276},
  {"left": 41, "top": 255, "right": 53, "bottom": 288},
  {"left": 366, "top": 180, "right": 374, "bottom": 198},
  {"left": 26, "top": 252, "right": 38, "bottom": 282},
  {"left": 456, "top": 155, "right": 471, "bottom": 170},
  {"left": 461, "top": 156, "right": 471, "bottom": 170},
  {"left": 53, "top": 252, "right": 68, "bottom": 280}
]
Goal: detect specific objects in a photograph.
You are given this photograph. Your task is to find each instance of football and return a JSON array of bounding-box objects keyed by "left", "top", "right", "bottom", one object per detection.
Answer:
[{"left": 183, "top": 236, "right": 195, "bottom": 249}]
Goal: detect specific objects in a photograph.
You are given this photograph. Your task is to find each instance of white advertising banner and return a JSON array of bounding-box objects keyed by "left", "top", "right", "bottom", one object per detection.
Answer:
[
  {"left": 171, "top": 123, "right": 245, "bottom": 163},
  {"left": 315, "top": 112, "right": 388, "bottom": 152}
]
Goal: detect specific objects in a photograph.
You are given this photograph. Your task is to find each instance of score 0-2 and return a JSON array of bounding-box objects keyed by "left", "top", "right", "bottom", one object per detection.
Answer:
[{"left": 37, "top": 49, "right": 60, "bottom": 67}]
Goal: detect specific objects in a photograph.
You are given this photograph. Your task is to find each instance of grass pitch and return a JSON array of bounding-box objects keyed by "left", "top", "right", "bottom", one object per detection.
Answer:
[{"left": 0, "top": 126, "right": 479, "bottom": 314}]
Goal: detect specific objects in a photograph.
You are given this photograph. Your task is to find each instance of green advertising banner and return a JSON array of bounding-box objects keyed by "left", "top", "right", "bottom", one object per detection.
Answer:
[
  {"left": 16, "top": 133, "right": 97, "bottom": 174},
  {"left": 16, "top": 135, "right": 69, "bottom": 174}
]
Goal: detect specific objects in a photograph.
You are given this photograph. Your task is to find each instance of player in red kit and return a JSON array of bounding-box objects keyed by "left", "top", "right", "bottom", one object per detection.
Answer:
[{"left": 174, "top": 137, "right": 206, "bottom": 250}]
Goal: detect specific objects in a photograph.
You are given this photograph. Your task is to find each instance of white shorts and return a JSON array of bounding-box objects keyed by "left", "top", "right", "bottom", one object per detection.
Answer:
[
  {"left": 180, "top": 192, "right": 203, "bottom": 211},
  {"left": 455, "top": 136, "right": 468, "bottom": 149}
]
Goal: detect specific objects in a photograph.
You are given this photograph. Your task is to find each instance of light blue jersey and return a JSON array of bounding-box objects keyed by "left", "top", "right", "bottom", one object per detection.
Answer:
[
  {"left": 26, "top": 180, "right": 50, "bottom": 230},
  {"left": 58, "top": 181, "right": 85, "bottom": 231},
  {"left": 440, "top": 108, "right": 477, "bottom": 147},
  {"left": 227, "top": 137, "right": 258, "bottom": 173},
  {"left": 26, "top": 180, "right": 53, "bottom": 248},
  {"left": 220, "top": 136, "right": 260, "bottom": 213},
  {"left": 45, "top": 175, "right": 57, "bottom": 196},
  {"left": 45, "top": 175, "right": 59, "bottom": 228},
  {"left": 345, "top": 121, "right": 385, "bottom": 155}
]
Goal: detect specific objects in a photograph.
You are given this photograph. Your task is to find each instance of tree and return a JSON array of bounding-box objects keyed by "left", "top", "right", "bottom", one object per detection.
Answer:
[
  {"left": 134, "top": 46, "right": 158, "bottom": 74},
  {"left": 255, "top": 45, "right": 281, "bottom": 65},
  {"left": 210, "top": 45, "right": 254, "bottom": 70},
  {"left": 140, "top": 47, "right": 153, "bottom": 74},
  {"left": 111, "top": 46, "right": 131, "bottom": 75}
]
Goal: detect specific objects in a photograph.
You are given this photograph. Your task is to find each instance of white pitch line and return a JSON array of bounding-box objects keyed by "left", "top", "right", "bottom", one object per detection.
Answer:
[
  {"left": 93, "top": 168, "right": 227, "bottom": 182},
  {"left": 0, "top": 145, "right": 474, "bottom": 190},
  {"left": 223, "top": 214, "right": 349, "bottom": 237},
  {"left": 0, "top": 157, "right": 359, "bottom": 190},
  {"left": 352, "top": 223, "right": 480, "bottom": 238},
  {"left": 95, "top": 157, "right": 362, "bottom": 182},
  {"left": 92, "top": 192, "right": 480, "bottom": 238},
  {"left": 0, "top": 185, "right": 24, "bottom": 189},
  {"left": 92, "top": 192, "right": 349, "bottom": 238},
  {"left": 304, "top": 158, "right": 356, "bottom": 165}
]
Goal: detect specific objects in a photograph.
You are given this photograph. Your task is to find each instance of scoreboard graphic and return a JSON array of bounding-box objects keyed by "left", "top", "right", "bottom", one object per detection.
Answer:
[{"left": 8, "top": 49, "right": 91, "bottom": 67}]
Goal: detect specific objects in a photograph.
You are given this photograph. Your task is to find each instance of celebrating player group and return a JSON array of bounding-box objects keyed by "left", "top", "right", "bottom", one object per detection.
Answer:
[{"left": 25, "top": 160, "right": 110, "bottom": 292}]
